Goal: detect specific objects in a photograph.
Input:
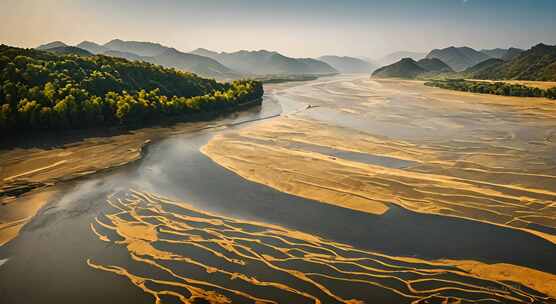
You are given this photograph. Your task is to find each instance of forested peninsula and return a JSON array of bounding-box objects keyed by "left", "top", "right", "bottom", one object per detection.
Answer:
[{"left": 0, "top": 45, "right": 263, "bottom": 133}]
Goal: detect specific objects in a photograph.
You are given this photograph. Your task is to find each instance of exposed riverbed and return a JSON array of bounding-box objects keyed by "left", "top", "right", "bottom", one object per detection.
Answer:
[{"left": 1, "top": 75, "right": 555, "bottom": 303}]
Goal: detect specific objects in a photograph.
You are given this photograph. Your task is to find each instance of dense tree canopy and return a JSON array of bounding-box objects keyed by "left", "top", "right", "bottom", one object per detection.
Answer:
[
  {"left": 0, "top": 45, "right": 263, "bottom": 132},
  {"left": 425, "top": 79, "right": 556, "bottom": 100}
]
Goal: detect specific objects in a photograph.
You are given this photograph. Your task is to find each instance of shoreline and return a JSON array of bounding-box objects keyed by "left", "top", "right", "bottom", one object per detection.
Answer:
[{"left": 0, "top": 99, "right": 264, "bottom": 246}]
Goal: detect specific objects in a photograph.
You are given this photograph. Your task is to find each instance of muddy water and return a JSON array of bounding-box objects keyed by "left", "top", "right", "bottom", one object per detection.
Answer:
[{"left": 0, "top": 75, "right": 555, "bottom": 303}]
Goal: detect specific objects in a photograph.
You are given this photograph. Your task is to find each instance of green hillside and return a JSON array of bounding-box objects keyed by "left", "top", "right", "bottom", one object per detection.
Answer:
[
  {"left": 461, "top": 58, "right": 505, "bottom": 77},
  {"left": 0, "top": 45, "right": 263, "bottom": 132},
  {"left": 473, "top": 43, "right": 556, "bottom": 81},
  {"left": 416, "top": 58, "right": 453, "bottom": 73},
  {"left": 372, "top": 58, "right": 427, "bottom": 79}
]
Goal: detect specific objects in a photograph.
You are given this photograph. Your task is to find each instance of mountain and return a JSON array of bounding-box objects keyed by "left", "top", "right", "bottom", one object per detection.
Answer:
[
  {"left": 472, "top": 43, "right": 556, "bottom": 81},
  {"left": 102, "top": 50, "right": 144, "bottom": 61},
  {"left": 480, "top": 48, "right": 508, "bottom": 59},
  {"left": 372, "top": 58, "right": 427, "bottom": 79},
  {"left": 44, "top": 46, "right": 93, "bottom": 56},
  {"left": 36, "top": 41, "right": 67, "bottom": 50},
  {"left": 377, "top": 51, "right": 426, "bottom": 66},
  {"left": 501, "top": 47, "right": 524, "bottom": 61},
  {"left": 103, "top": 39, "right": 169, "bottom": 57},
  {"left": 462, "top": 58, "right": 505, "bottom": 76},
  {"left": 426, "top": 47, "right": 491, "bottom": 72},
  {"left": 77, "top": 41, "right": 108, "bottom": 54},
  {"left": 191, "top": 48, "right": 337, "bottom": 75},
  {"left": 416, "top": 58, "right": 453, "bottom": 73},
  {"left": 317, "top": 55, "right": 377, "bottom": 73},
  {"left": 146, "top": 48, "right": 238, "bottom": 79},
  {"left": 481, "top": 47, "right": 524, "bottom": 61}
]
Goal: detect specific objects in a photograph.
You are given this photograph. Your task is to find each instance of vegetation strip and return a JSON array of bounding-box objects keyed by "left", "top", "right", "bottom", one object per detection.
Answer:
[{"left": 425, "top": 79, "right": 556, "bottom": 99}]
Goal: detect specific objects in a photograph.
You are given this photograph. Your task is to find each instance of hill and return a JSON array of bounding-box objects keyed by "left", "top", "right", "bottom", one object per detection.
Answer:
[
  {"left": 416, "top": 58, "right": 453, "bottom": 73},
  {"left": 377, "top": 51, "right": 426, "bottom": 66},
  {"left": 36, "top": 41, "right": 67, "bottom": 50},
  {"left": 76, "top": 41, "right": 109, "bottom": 54},
  {"left": 372, "top": 58, "right": 427, "bottom": 79},
  {"left": 481, "top": 48, "right": 523, "bottom": 61},
  {"left": 462, "top": 58, "right": 505, "bottom": 76},
  {"left": 317, "top": 55, "right": 376, "bottom": 73},
  {"left": 102, "top": 50, "right": 144, "bottom": 61},
  {"left": 426, "top": 46, "right": 490, "bottom": 71},
  {"left": 473, "top": 43, "right": 556, "bottom": 81},
  {"left": 0, "top": 44, "right": 263, "bottom": 132},
  {"left": 147, "top": 48, "right": 239, "bottom": 79},
  {"left": 43, "top": 46, "right": 93, "bottom": 56},
  {"left": 103, "top": 39, "right": 169, "bottom": 57},
  {"left": 502, "top": 47, "right": 525, "bottom": 61},
  {"left": 191, "top": 48, "right": 337, "bottom": 75}
]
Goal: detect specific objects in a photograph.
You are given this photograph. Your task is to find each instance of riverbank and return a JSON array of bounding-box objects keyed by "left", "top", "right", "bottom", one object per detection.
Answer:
[{"left": 0, "top": 99, "right": 265, "bottom": 246}]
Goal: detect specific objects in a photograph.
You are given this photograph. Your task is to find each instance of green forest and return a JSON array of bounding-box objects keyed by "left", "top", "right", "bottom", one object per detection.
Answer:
[
  {"left": 425, "top": 79, "right": 556, "bottom": 99},
  {"left": 0, "top": 45, "right": 263, "bottom": 132}
]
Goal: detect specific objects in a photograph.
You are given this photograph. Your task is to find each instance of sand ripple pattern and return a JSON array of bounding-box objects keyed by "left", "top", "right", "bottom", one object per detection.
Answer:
[{"left": 87, "top": 190, "right": 552, "bottom": 304}]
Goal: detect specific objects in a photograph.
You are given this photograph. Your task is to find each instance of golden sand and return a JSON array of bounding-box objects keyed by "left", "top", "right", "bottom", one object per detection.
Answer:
[
  {"left": 443, "top": 260, "right": 556, "bottom": 299},
  {"left": 202, "top": 116, "right": 556, "bottom": 244},
  {"left": 87, "top": 189, "right": 555, "bottom": 303}
]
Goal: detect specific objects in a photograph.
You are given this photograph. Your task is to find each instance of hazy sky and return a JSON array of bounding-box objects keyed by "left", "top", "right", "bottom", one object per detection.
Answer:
[{"left": 1, "top": 0, "right": 555, "bottom": 59}]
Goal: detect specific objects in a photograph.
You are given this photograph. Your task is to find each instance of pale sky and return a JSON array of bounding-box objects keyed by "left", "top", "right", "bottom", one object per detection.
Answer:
[{"left": 1, "top": 0, "right": 555, "bottom": 59}]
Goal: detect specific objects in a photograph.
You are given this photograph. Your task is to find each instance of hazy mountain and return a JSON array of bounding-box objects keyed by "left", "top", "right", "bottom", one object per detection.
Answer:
[
  {"left": 473, "top": 43, "right": 556, "bottom": 81},
  {"left": 317, "top": 55, "right": 377, "bottom": 73},
  {"left": 462, "top": 58, "right": 505, "bottom": 77},
  {"left": 481, "top": 47, "right": 524, "bottom": 61},
  {"left": 372, "top": 58, "right": 427, "bottom": 79},
  {"left": 77, "top": 41, "right": 108, "bottom": 54},
  {"left": 426, "top": 47, "right": 490, "bottom": 71},
  {"left": 377, "top": 51, "right": 426, "bottom": 66},
  {"left": 44, "top": 46, "right": 93, "bottom": 56},
  {"left": 103, "top": 39, "right": 169, "bottom": 57},
  {"left": 416, "top": 58, "right": 453, "bottom": 73},
  {"left": 102, "top": 50, "right": 144, "bottom": 61},
  {"left": 480, "top": 48, "right": 507, "bottom": 59},
  {"left": 146, "top": 48, "right": 238, "bottom": 79},
  {"left": 36, "top": 41, "right": 67, "bottom": 50},
  {"left": 191, "top": 48, "right": 337, "bottom": 75}
]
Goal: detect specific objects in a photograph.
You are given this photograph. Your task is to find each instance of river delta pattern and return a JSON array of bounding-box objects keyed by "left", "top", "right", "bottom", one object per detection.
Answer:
[{"left": 88, "top": 190, "right": 554, "bottom": 304}]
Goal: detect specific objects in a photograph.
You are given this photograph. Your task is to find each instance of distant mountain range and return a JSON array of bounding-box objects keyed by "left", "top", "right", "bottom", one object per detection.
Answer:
[
  {"left": 37, "top": 40, "right": 338, "bottom": 79},
  {"left": 190, "top": 48, "right": 337, "bottom": 75},
  {"left": 372, "top": 43, "right": 556, "bottom": 81},
  {"left": 480, "top": 47, "right": 523, "bottom": 61},
  {"left": 425, "top": 47, "right": 491, "bottom": 72},
  {"left": 317, "top": 56, "right": 377, "bottom": 73}
]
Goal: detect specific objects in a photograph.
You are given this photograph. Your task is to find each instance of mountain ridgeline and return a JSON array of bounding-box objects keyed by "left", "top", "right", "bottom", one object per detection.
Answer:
[
  {"left": 317, "top": 56, "right": 377, "bottom": 73},
  {"left": 191, "top": 48, "right": 337, "bottom": 75},
  {"left": 0, "top": 45, "right": 263, "bottom": 132},
  {"left": 373, "top": 43, "right": 556, "bottom": 82}
]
